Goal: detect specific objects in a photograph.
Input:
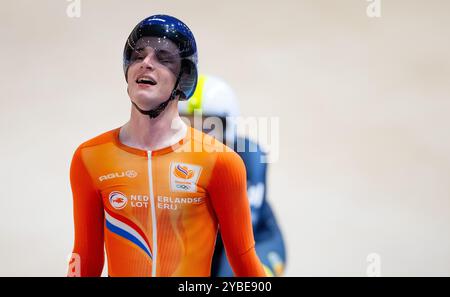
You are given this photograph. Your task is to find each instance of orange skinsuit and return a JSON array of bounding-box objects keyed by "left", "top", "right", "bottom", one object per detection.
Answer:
[{"left": 68, "top": 126, "right": 266, "bottom": 277}]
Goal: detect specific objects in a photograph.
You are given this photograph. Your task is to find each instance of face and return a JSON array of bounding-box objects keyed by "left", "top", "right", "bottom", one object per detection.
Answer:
[{"left": 127, "top": 37, "right": 182, "bottom": 109}]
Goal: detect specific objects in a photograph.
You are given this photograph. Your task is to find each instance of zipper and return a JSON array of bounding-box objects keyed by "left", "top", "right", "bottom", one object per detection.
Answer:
[{"left": 147, "top": 150, "right": 157, "bottom": 277}]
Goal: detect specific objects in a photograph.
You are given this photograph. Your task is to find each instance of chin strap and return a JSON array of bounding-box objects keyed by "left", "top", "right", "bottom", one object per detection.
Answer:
[{"left": 131, "top": 71, "right": 183, "bottom": 119}]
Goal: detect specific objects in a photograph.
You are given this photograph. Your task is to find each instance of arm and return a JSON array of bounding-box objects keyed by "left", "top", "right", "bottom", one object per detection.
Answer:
[
  {"left": 67, "top": 146, "right": 104, "bottom": 277},
  {"left": 208, "top": 151, "right": 266, "bottom": 277}
]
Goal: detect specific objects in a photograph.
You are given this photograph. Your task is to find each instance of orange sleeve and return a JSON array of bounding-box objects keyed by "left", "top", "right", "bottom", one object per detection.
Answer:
[
  {"left": 208, "top": 151, "right": 266, "bottom": 277},
  {"left": 67, "top": 146, "right": 105, "bottom": 277}
]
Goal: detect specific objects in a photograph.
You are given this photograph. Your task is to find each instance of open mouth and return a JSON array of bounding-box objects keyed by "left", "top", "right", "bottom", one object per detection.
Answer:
[{"left": 136, "top": 76, "right": 157, "bottom": 86}]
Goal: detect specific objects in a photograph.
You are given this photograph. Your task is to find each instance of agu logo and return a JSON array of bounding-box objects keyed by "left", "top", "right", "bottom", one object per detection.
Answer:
[
  {"left": 125, "top": 170, "right": 138, "bottom": 178},
  {"left": 109, "top": 191, "right": 128, "bottom": 210},
  {"left": 170, "top": 162, "right": 202, "bottom": 193},
  {"left": 99, "top": 170, "right": 138, "bottom": 182}
]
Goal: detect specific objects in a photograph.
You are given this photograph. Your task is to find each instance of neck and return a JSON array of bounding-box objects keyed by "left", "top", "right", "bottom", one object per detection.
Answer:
[{"left": 120, "top": 100, "right": 188, "bottom": 151}]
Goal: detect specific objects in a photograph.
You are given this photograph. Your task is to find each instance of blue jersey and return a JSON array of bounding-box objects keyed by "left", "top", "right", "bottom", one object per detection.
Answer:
[{"left": 211, "top": 137, "right": 286, "bottom": 276}]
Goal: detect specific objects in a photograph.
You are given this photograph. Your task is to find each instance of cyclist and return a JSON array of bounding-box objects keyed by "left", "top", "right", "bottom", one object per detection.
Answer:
[{"left": 67, "top": 15, "right": 266, "bottom": 277}]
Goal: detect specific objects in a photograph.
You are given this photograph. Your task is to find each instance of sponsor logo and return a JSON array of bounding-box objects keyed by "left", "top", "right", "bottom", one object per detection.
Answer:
[
  {"left": 130, "top": 194, "right": 149, "bottom": 208},
  {"left": 99, "top": 170, "right": 138, "bottom": 182},
  {"left": 109, "top": 191, "right": 128, "bottom": 210},
  {"left": 170, "top": 162, "right": 202, "bottom": 193},
  {"left": 125, "top": 170, "right": 138, "bottom": 178},
  {"left": 157, "top": 195, "right": 204, "bottom": 211},
  {"left": 173, "top": 164, "right": 194, "bottom": 179}
]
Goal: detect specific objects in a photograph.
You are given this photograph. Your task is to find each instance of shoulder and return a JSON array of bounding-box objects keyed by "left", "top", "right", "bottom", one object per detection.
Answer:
[
  {"left": 71, "top": 127, "right": 119, "bottom": 167},
  {"left": 187, "top": 127, "right": 245, "bottom": 172},
  {"left": 187, "top": 127, "right": 236, "bottom": 158},
  {"left": 75, "top": 127, "right": 119, "bottom": 152},
  {"left": 212, "top": 150, "right": 247, "bottom": 180}
]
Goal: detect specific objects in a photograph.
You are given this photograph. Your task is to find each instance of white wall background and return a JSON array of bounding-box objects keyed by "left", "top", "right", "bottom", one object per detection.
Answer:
[{"left": 0, "top": 0, "right": 449, "bottom": 276}]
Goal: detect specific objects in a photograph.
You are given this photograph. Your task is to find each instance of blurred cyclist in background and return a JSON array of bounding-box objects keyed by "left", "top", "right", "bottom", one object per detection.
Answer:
[{"left": 179, "top": 74, "right": 287, "bottom": 276}]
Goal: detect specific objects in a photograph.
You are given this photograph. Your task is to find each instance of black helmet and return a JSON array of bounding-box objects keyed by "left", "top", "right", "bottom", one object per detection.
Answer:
[{"left": 123, "top": 14, "right": 198, "bottom": 100}]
